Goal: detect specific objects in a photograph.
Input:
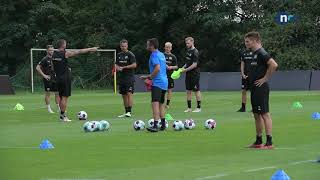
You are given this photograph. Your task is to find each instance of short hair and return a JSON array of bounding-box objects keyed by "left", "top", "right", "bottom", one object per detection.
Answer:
[
  {"left": 185, "top": 37, "right": 194, "bottom": 42},
  {"left": 244, "top": 31, "right": 261, "bottom": 42},
  {"left": 147, "top": 38, "right": 159, "bottom": 49},
  {"left": 165, "top": 42, "right": 172, "bottom": 47},
  {"left": 57, "top": 39, "right": 66, "bottom": 48},
  {"left": 46, "top": 45, "right": 53, "bottom": 49},
  {"left": 120, "top": 39, "right": 128, "bottom": 44}
]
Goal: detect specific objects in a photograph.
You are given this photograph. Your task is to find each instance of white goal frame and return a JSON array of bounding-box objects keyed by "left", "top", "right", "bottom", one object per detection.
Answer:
[{"left": 30, "top": 48, "right": 117, "bottom": 93}]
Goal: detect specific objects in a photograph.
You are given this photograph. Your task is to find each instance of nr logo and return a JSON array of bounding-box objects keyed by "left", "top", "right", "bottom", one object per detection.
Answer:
[{"left": 275, "top": 12, "right": 296, "bottom": 25}]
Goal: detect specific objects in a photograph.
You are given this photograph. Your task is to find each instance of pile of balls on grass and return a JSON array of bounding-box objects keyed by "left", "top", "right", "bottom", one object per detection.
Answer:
[{"left": 78, "top": 111, "right": 217, "bottom": 133}]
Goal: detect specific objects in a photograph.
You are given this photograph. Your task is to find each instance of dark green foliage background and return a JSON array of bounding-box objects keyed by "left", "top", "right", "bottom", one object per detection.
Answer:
[{"left": 1, "top": 0, "right": 319, "bottom": 76}]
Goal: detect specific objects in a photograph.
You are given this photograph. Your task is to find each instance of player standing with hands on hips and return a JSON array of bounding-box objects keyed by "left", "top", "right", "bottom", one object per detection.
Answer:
[
  {"left": 244, "top": 32, "right": 278, "bottom": 149},
  {"left": 36, "top": 45, "right": 60, "bottom": 113},
  {"left": 115, "top": 39, "right": 137, "bottom": 118},
  {"left": 181, "top": 37, "right": 202, "bottom": 113},
  {"left": 164, "top": 42, "right": 178, "bottom": 109},
  {"left": 140, "top": 38, "right": 168, "bottom": 132},
  {"left": 52, "top": 39, "right": 99, "bottom": 122}
]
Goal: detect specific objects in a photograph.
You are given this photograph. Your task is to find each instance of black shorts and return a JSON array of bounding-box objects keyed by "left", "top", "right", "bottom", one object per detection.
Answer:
[
  {"left": 43, "top": 79, "right": 57, "bottom": 92},
  {"left": 151, "top": 86, "right": 166, "bottom": 104},
  {"left": 250, "top": 83, "right": 270, "bottom": 114},
  {"left": 56, "top": 73, "right": 72, "bottom": 97},
  {"left": 241, "top": 77, "right": 250, "bottom": 90},
  {"left": 185, "top": 75, "right": 200, "bottom": 91},
  {"left": 168, "top": 77, "right": 174, "bottom": 89},
  {"left": 119, "top": 82, "right": 134, "bottom": 95}
]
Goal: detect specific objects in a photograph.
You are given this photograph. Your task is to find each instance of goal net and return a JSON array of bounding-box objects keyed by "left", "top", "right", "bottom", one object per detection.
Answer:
[{"left": 28, "top": 48, "right": 117, "bottom": 93}]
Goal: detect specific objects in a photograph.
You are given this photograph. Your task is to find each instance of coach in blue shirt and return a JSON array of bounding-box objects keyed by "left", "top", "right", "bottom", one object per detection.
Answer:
[{"left": 140, "top": 38, "right": 168, "bottom": 132}]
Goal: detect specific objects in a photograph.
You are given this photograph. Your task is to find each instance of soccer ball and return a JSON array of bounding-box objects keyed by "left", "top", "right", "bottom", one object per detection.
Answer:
[
  {"left": 98, "top": 120, "right": 110, "bottom": 131},
  {"left": 78, "top": 111, "right": 88, "bottom": 120},
  {"left": 184, "top": 119, "right": 196, "bottom": 130},
  {"left": 147, "top": 119, "right": 155, "bottom": 128},
  {"left": 90, "top": 121, "right": 101, "bottom": 132},
  {"left": 172, "top": 120, "right": 184, "bottom": 131},
  {"left": 147, "top": 119, "right": 168, "bottom": 128},
  {"left": 205, "top": 119, "right": 217, "bottom": 129},
  {"left": 83, "top": 121, "right": 95, "bottom": 132},
  {"left": 133, "top": 120, "right": 145, "bottom": 131}
]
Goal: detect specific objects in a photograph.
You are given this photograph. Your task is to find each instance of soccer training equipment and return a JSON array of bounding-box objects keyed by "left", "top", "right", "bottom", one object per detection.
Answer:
[
  {"left": 147, "top": 119, "right": 156, "bottom": 128},
  {"left": 98, "top": 120, "right": 110, "bottom": 131},
  {"left": 83, "top": 121, "right": 94, "bottom": 132},
  {"left": 184, "top": 119, "right": 196, "bottom": 129},
  {"left": 147, "top": 119, "right": 168, "bottom": 129},
  {"left": 172, "top": 120, "right": 184, "bottom": 131},
  {"left": 78, "top": 111, "right": 88, "bottom": 120},
  {"left": 133, "top": 120, "right": 145, "bottom": 131},
  {"left": 171, "top": 68, "right": 184, "bottom": 80},
  {"left": 205, "top": 119, "right": 217, "bottom": 129}
]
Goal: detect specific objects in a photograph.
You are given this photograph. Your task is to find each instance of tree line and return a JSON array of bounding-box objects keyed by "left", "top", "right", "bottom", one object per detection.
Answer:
[{"left": 1, "top": 0, "right": 319, "bottom": 76}]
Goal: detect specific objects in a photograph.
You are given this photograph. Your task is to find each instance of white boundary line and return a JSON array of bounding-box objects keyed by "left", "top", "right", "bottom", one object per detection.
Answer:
[
  {"left": 195, "top": 174, "right": 230, "bottom": 180},
  {"left": 194, "top": 159, "right": 317, "bottom": 180},
  {"left": 244, "top": 166, "right": 277, "bottom": 173}
]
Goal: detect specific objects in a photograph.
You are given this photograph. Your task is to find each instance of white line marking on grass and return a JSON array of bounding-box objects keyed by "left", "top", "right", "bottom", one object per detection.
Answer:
[
  {"left": 274, "top": 147, "right": 297, "bottom": 150},
  {"left": 244, "top": 166, "right": 277, "bottom": 173},
  {"left": 0, "top": 146, "right": 38, "bottom": 149},
  {"left": 195, "top": 173, "right": 230, "bottom": 180},
  {"left": 288, "top": 160, "right": 316, "bottom": 165}
]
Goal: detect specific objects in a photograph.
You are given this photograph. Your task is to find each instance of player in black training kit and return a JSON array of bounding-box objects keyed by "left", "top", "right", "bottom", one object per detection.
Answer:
[
  {"left": 237, "top": 49, "right": 253, "bottom": 112},
  {"left": 115, "top": 39, "right": 137, "bottom": 118},
  {"left": 52, "top": 39, "right": 98, "bottom": 122},
  {"left": 36, "top": 45, "right": 60, "bottom": 114},
  {"left": 164, "top": 42, "right": 178, "bottom": 109},
  {"left": 181, "top": 37, "right": 202, "bottom": 113},
  {"left": 244, "top": 32, "right": 278, "bottom": 149}
]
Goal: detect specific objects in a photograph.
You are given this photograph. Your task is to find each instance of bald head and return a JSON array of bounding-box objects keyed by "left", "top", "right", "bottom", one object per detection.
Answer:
[{"left": 164, "top": 42, "right": 173, "bottom": 53}]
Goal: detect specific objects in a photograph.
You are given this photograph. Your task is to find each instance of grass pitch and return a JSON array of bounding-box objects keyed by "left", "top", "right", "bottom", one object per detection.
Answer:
[{"left": 0, "top": 90, "right": 319, "bottom": 180}]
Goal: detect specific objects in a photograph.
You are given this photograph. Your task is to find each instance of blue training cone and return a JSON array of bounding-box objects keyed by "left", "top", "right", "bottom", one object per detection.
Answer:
[
  {"left": 311, "top": 112, "right": 320, "bottom": 120},
  {"left": 271, "top": 169, "right": 290, "bottom": 180},
  {"left": 39, "top": 139, "right": 54, "bottom": 150}
]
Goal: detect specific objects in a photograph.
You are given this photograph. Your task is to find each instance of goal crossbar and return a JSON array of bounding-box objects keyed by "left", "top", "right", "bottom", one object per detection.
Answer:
[{"left": 30, "top": 48, "right": 117, "bottom": 93}]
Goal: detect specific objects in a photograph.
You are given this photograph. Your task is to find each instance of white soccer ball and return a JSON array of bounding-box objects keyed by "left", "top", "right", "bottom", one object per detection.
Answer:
[
  {"left": 83, "top": 121, "right": 94, "bottom": 132},
  {"left": 77, "top": 111, "right": 88, "bottom": 120},
  {"left": 90, "top": 121, "right": 100, "bottom": 132},
  {"left": 205, "top": 119, "right": 217, "bottom": 129},
  {"left": 147, "top": 119, "right": 169, "bottom": 128},
  {"left": 133, "top": 120, "right": 145, "bottom": 131},
  {"left": 172, "top": 120, "right": 184, "bottom": 131},
  {"left": 98, "top": 120, "right": 110, "bottom": 131},
  {"left": 184, "top": 119, "right": 196, "bottom": 130}
]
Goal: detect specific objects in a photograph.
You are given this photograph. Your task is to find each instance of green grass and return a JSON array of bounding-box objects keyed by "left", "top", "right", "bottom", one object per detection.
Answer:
[{"left": 0, "top": 91, "right": 319, "bottom": 180}]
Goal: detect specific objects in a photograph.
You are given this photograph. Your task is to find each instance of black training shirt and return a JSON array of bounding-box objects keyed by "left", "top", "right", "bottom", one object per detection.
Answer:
[
  {"left": 38, "top": 56, "right": 54, "bottom": 76},
  {"left": 240, "top": 50, "right": 253, "bottom": 75},
  {"left": 52, "top": 50, "right": 69, "bottom": 77},
  {"left": 164, "top": 53, "right": 177, "bottom": 77},
  {"left": 116, "top": 50, "right": 136, "bottom": 83},
  {"left": 248, "top": 48, "right": 271, "bottom": 84},
  {"left": 185, "top": 48, "right": 200, "bottom": 76}
]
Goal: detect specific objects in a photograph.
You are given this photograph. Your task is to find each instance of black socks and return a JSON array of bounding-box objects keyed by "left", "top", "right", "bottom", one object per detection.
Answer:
[
  {"left": 166, "top": 100, "right": 171, "bottom": 106},
  {"left": 197, "top": 101, "right": 201, "bottom": 108},
  {"left": 125, "top": 106, "right": 132, "bottom": 113},
  {"left": 187, "top": 100, "right": 191, "bottom": 108}
]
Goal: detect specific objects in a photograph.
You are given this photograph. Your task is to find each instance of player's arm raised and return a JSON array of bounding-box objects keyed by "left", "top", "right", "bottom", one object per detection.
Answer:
[
  {"left": 36, "top": 64, "right": 50, "bottom": 81},
  {"left": 255, "top": 58, "right": 278, "bottom": 87},
  {"left": 65, "top": 47, "right": 99, "bottom": 58}
]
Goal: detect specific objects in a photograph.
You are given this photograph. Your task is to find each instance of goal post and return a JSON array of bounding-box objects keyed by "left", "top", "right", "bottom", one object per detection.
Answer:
[{"left": 30, "top": 48, "right": 117, "bottom": 94}]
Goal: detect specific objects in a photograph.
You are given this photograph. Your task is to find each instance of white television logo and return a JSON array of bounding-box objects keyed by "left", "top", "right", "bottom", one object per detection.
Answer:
[{"left": 280, "top": 14, "right": 294, "bottom": 23}]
